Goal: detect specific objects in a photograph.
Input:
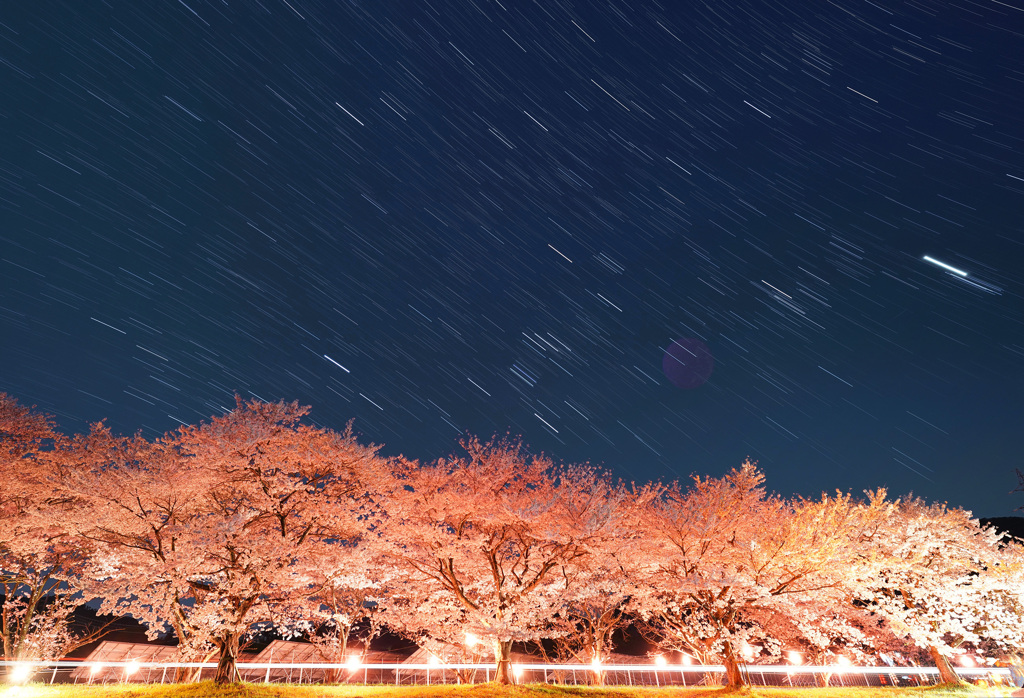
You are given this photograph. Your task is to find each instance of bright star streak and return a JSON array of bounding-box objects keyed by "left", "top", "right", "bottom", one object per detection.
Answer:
[
  {"left": 922, "top": 255, "right": 968, "bottom": 277},
  {"left": 534, "top": 413, "right": 559, "bottom": 433},
  {"left": 323, "top": 355, "right": 351, "bottom": 372}
]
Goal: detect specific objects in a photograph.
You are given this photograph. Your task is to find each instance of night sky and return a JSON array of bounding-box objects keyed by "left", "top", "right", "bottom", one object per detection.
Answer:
[{"left": 2, "top": 0, "right": 1022, "bottom": 517}]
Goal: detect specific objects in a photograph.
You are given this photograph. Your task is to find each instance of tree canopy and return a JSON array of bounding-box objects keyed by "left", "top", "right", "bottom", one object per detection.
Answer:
[{"left": 1, "top": 392, "right": 1021, "bottom": 686}]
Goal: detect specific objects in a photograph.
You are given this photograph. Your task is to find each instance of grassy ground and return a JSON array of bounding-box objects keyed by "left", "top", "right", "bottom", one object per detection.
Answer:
[{"left": 0, "top": 682, "right": 1014, "bottom": 698}]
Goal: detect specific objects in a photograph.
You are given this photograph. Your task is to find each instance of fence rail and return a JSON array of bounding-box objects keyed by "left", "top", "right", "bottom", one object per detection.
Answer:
[{"left": 0, "top": 660, "right": 1012, "bottom": 688}]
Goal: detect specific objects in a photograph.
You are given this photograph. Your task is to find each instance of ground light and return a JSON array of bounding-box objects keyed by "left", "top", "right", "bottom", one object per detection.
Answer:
[
  {"left": 7, "top": 664, "right": 33, "bottom": 684},
  {"left": 0, "top": 659, "right": 1012, "bottom": 687},
  {"left": 87, "top": 663, "right": 103, "bottom": 685},
  {"left": 653, "top": 654, "right": 669, "bottom": 687}
]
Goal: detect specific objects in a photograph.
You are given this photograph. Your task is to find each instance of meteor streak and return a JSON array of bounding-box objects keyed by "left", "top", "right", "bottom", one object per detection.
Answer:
[
  {"left": 922, "top": 255, "right": 968, "bottom": 277},
  {"left": 324, "top": 355, "right": 350, "bottom": 372}
]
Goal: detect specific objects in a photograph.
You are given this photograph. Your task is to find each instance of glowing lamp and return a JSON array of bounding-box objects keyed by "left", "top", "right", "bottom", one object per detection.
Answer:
[
  {"left": 788, "top": 651, "right": 802, "bottom": 665},
  {"left": 836, "top": 656, "right": 852, "bottom": 669},
  {"left": 125, "top": 660, "right": 140, "bottom": 676},
  {"left": 655, "top": 655, "right": 668, "bottom": 666},
  {"left": 513, "top": 666, "right": 524, "bottom": 679},
  {"left": 959, "top": 655, "right": 975, "bottom": 668},
  {"left": 427, "top": 655, "right": 440, "bottom": 665},
  {"left": 90, "top": 663, "right": 104, "bottom": 675},
  {"left": 465, "top": 633, "right": 479, "bottom": 647},
  {"left": 346, "top": 655, "right": 361, "bottom": 671},
  {"left": 9, "top": 663, "right": 33, "bottom": 684}
]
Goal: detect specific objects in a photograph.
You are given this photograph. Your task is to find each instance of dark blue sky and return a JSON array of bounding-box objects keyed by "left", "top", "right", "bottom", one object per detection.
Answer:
[{"left": 2, "top": 0, "right": 1022, "bottom": 516}]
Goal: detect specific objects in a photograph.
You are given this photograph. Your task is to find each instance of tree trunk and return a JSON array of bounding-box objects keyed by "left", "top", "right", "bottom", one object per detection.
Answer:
[
  {"left": 177, "top": 648, "right": 215, "bottom": 683},
  {"left": 214, "top": 633, "right": 241, "bottom": 685},
  {"left": 591, "top": 639, "right": 605, "bottom": 686},
  {"left": 722, "top": 640, "right": 746, "bottom": 688},
  {"left": 323, "top": 630, "right": 351, "bottom": 684},
  {"left": 930, "top": 645, "right": 965, "bottom": 685},
  {"left": 493, "top": 639, "right": 513, "bottom": 684}
]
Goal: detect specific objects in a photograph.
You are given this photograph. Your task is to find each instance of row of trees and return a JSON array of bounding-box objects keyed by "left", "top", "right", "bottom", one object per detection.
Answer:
[{"left": 1, "top": 392, "right": 1022, "bottom": 686}]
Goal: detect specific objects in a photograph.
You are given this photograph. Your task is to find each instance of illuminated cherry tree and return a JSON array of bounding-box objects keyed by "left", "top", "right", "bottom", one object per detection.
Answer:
[
  {"left": 0, "top": 394, "right": 107, "bottom": 664},
  {"left": 382, "top": 585, "right": 489, "bottom": 681},
  {"left": 739, "top": 591, "right": 911, "bottom": 687},
  {"left": 279, "top": 543, "right": 392, "bottom": 683},
  {"left": 66, "top": 399, "right": 383, "bottom": 683},
  {"left": 635, "top": 461, "right": 886, "bottom": 687},
  {"left": 376, "top": 438, "right": 653, "bottom": 684},
  {"left": 849, "top": 497, "right": 1024, "bottom": 683},
  {"left": 544, "top": 536, "right": 645, "bottom": 685}
]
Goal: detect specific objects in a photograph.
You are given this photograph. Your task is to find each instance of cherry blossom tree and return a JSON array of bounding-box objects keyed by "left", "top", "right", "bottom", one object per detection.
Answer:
[
  {"left": 56, "top": 423, "right": 212, "bottom": 677},
  {"left": 743, "top": 594, "right": 910, "bottom": 686},
  {"left": 375, "top": 438, "right": 654, "bottom": 684},
  {"left": 66, "top": 399, "right": 383, "bottom": 683},
  {"left": 277, "top": 543, "right": 392, "bottom": 683},
  {"left": 546, "top": 594, "right": 627, "bottom": 685},
  {"left": 544, "top": 539, "right": 643, "bottom": 685},
  {"left": 382, "top": 587, "right": 490, "bottom": 682},
  {"left": 636, "top": 461, "right": 885, "bottom": 687},
  {"left": 0, "top": 394, "right": 108, "bottom": 664},
  {"left": 849, "top": 498, "right": 1024, "bottom": 684}
]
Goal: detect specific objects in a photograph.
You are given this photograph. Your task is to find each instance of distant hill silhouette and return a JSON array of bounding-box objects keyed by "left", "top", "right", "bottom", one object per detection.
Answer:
[{"left": 980, "top": 516, "right": 1024, "bottom": 544}]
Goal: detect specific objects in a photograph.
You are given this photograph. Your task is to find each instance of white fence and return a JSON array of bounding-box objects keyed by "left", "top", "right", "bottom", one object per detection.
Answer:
[{"left": 1, "top": 660, "right": 1012, "bottom": 688}]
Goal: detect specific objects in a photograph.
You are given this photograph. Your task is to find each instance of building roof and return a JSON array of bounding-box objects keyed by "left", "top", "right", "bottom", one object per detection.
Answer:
[
  {"left": 249, "top": 639, "right": 405, "bottom": 665},
  {"left": 69, "top": 641, "right": 179, "bottom": 681}
]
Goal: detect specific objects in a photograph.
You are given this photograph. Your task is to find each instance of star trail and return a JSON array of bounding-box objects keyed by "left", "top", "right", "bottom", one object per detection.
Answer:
[{"left": 1, "top": 0, "right": 1022, "bottom": 515}]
